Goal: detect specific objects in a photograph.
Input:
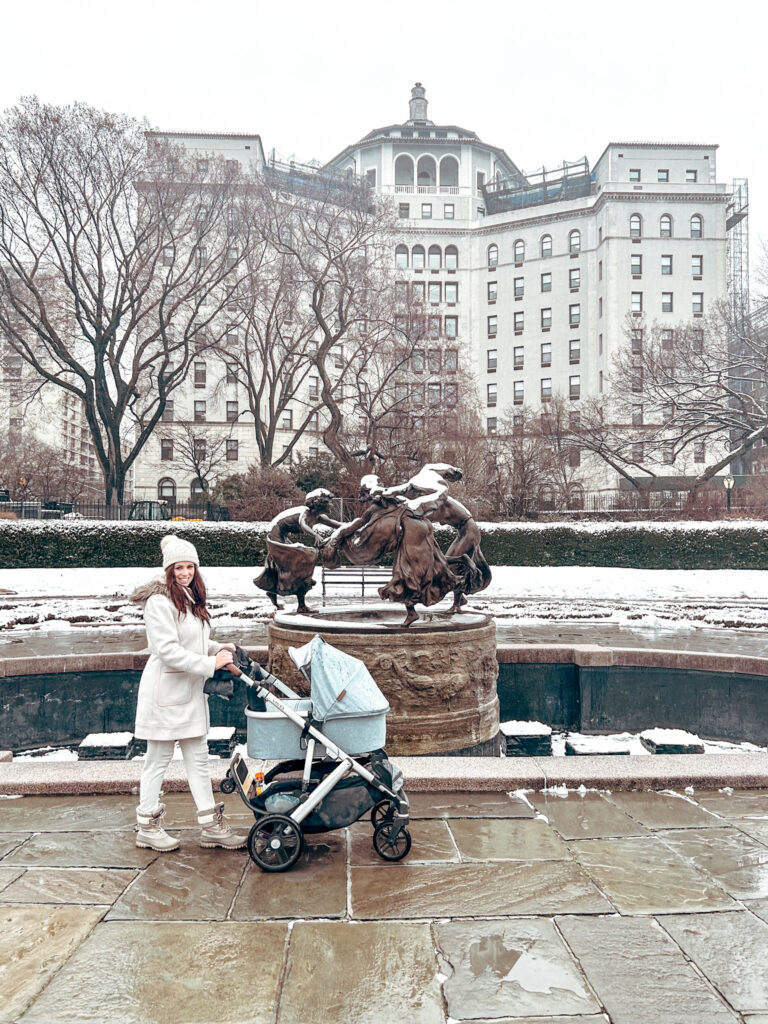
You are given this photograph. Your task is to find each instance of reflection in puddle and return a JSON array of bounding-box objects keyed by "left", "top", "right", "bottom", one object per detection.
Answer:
[{"left": 468, "top": 934, "right": 583, "bottom": 995}]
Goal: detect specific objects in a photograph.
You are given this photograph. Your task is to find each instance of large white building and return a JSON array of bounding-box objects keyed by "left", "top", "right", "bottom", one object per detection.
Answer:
[{"left": 124, "top": 87, "right": 743, "bottom": 502}]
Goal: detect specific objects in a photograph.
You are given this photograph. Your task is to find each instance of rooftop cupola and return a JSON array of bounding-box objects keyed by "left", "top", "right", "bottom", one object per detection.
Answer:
[{"left": 409, "top": 82, "right": 429, "bottom": 124}]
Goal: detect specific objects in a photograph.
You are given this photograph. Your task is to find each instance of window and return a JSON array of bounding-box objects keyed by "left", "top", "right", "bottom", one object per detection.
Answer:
[
  {"left": 281, "top": 409, "right": 293, "bottom": 429},
  {"left": 487, "top": 383, "right": 497, "bottom": 407},
  {"left": 411, "top": 382, "right": 424, "bottom": 405},
  {"left": 568, "top": 229, "right": 581, "bottom": 254},
  {"left": 487, "top": 244, "right": 498, "bottom": 269},
  {"left": 630, "top": 214, "right": 642, "bottom": 238},
  {"left": 412, "top": 245, "right": 425, "bottom": 270},
  {"left": 513, "top": 345, "right": 524, "bottom": 369},
  {"left": 686, "top": 169, "right": 698, "bottom": 183},
  {"left": 514, "top": 239, "right": 525, "bottom": 263},
  {"left": 282, "top": 445, "right": 292, "bottom": 465},
  {"left": 599, "top": 370, "right": 604, "bottom": 392},
  {"left": 487, "top": 349, "right": 498, "bottom": 372},
  {"left": 632, "top": 404, "right": 643, "bottom": 426},
  {"left": 658, "top": 169, "right": 669, "bottom": 182},
  {"left": 412, "top": 281, "right": 425, "bottom": 303},
  {"left": 444, "top": 382, "right": 458, "bottom": 407},
  {"left": 428, "top": 347, "right": 441, "bottom": 371},
  {"left": 226, "top": 324, "right": 238, "bottom": 346},
  {"left": 599, "top": 259, "right": 603, "bottom": 280},
  {"left": 661, "top": 254, "right": 673, "bottom": 276},
  {"left": 428, "top": 245, "right": 441, "bottom": 270},
  {"left": 660, "top": 214, "right": 673, "bottom": 238},
  {"left": 662, "top": 292, "right": 673, "bottom": 313},
  {"left": 541, "top": 378, "right": 552, "bottom": 401},
  {"left": 540, "top": 341, "right": 551, "bottom": 367},
  {"left": 692, "top": 329, "right": 704, "bottom": 352},
  {"left": 445, "top": 316, "right": 458, "bottom": 338},
  {"left": 514, "top": 311, "right": 524, "bottom": 332},
  {"left": 487, "top": 315, "right": 497, "bottom": 337},
  {"left": 487, "top": 417, "right": 497, "bottom": 435},
  {"left": 631, "top": 254, "right": 642, "bottom": 276},
  {"left": 226, "top": 439, "right": 239, "bottom": 461},
  {"left": 568, "top": 450, "right": 582, "bottom": 470},
  {"left": 428, "top": 316, "right": 440, "bottom": 340},
  {"left": 569, "top": 375, "right": 581, "bottom": 400},
  {"left": 395, "top": 245, "right": 408, "bottom": 268},
  {"left": 445, "top": 282, "right": 458, "bottom": 304},
  {"left": 631, "top": 364, "right": 643, "bottom": 392},
  {"left": 365, "top": 168, "right": 376, "bottom": 188},
  {"left": 161, "top": 439, "right": 173, "bottom": 461},
  {"left": 690, "top": 214, "right": 703, "bottom": 238},
  {"left": 193, "top": 437, "right": 207, "bottom": 460},
  {"left": 693, "top": 292, "right": 704, "bottom": 314},
  {"left": 514, "top": 380, "right": 524, "bottom": 405},
  {"left": 488, "top": 281, "right": 498, "bottom": 302},
  {"left": 444, "top": 348, "right": 458, "bottom": 372},
  {"left": 421, "top": 203, "right": 432, "bottom": 219},
  {"left": 694, "top": 441, "right": 705, "bottom": 463},
  {"left": 398, "top": 204, "right": 410, "bottom": 219},
  {"left": 514, "top": 277, "right": 524, "bottom": 298},
  {"left": 476, "top": 170, "right": 486, "bottom": 191},
  {"left": 569, "top": 303, "right": 581, "bottom": 326},
  {"left": 444, "top": 204, "right": 454, "bottom": 220},
  {"left": 195, "top": 246, "right": 207, "bottom": 268},
  {"left": 540, "top": 308, "right": 552, "bottom": 330},
  {"left": 569, "top": 338, "right": 581, "bottom": 364},
  {"left": 631, "top": 291, "right": 643, "bottom": 314},
  {"left": 661, "top": 329, "right": 674, "bottom": 350},
  {"left": 540, "top": 272, "right": 552, "bottom": 293},
  {"left": 599, "top": 332, "right": 604, "bottom": 355},
  {"left": 395, "top": 281, "right": 408, "bottom": 303},
  {"left": 308, "top": 375, "right": 320, "bottom": 400},
  {"left": 428, "top": 282, "right": 441, "bottom": 304},
  {"left": 427, "top": 382, "right": 441, "bottom": 407},
  {"left": 162, "top": 246, "right": 173, "bottom": 267},
  {"left": 197, "top": 159, "right": 208, "bottom": 174},
  {"left": 692, "top": 255, "right": 703, "bottom": 277},
  {"left": 162, "top": 400, "right": 174, "bottom": 423},
  {"left": 412, "top": 349, "right": 425, "bottom": 373},
  {"left": 194, "top": 400, "right": 206, "bottom": 423},
  {"left": 226, "top": 400, "right": 239, "bottom": 422},
  {"left": 569, "top": 268, "right": 580, "bottom": 290},
  {"left": 158, "top": 478, "right": 176, "bottom": 502},
  {"left": 540, "top": 234, "right": 552, "bottom": 258},
  {"left": 194, "top": 361, "right": 206, "bottom": 387},
  {"left": 629, "top": 168, "right": 641, "bottom": 182},
  {"left": 663, "top": 442, "right": 675, "bottom": 464},
  {"left": 445, "top": 245, "right": 458, "bottom": 270}
]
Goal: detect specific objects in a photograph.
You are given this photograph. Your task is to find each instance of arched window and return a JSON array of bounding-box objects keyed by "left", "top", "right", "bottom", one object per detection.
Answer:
[
  {"left": 540, "top": 234, "right": 552, "bottom": 258},
  {"left": 417, "top": 155, "right": 436, "bottom": 189},
  {"left": 568, "top": 483, "right": 585, "bottom": 510},
  {"left": 514, "top": 239, "right": 525, "bottom": 263},
  {"left": 395, "top": 244, "right": 408, "bottom": 269},
  {"left": 568, "top": 229, "right": 581, "bottom": 254},
  {"left": 660, "top": 214, "right": 673, "bottom": 238},
  {"left": 629, "top": 214, "right": 642, "bottom": 238},
  {"left": 445, "top": 245, "right": 458, "bottom": 270},
  {"left": 190, "top": 478, "right": 206, "bottom": 501},
  {"left": 439, "top": 156, "right": 459, "bottom": 189},
  {"left": 344, "top": 167, "right": 354, "bottom": 182},
  {"left": 690, "top": 214, "right": 703, "bottom": 238},
  {"left": 428, "top": 245, "right": 441, "bottom": 270},
  {"left": 412, "top": 245, "right": 425, "bottom": 270},
  {"left": 487, "top": 244, "right": 498, "bottom": 269},
  {"left": 158, "top": 477, "right": 176, "bottom": 503},
  {"left": 394, "top": 155, "right": 414, "bottom": 188}
]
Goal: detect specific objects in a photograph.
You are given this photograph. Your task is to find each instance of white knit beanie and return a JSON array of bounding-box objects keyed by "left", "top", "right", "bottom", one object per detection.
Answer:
[{"left": 161, "top": 534, "right": 200, "bottom": 569}]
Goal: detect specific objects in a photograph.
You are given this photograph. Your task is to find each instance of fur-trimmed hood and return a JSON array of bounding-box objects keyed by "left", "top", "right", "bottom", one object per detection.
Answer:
[{"left": 129, "top": 576, "right": 170, "bottom": 605}]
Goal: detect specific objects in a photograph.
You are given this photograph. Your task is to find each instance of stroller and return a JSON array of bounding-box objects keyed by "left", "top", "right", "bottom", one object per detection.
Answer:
[{"left": 217, "top": 635, "right": 411, "bottom": 872}]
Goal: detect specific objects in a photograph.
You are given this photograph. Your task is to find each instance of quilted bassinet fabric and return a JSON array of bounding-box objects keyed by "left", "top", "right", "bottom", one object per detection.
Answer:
[{"left": 288, "top": 635, "right": 390, "bottom": 722}]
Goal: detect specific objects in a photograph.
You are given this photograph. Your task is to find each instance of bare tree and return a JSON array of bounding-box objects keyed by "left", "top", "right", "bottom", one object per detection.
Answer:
[
  {"left": 0, "top": 434, "right": 95, "bottom": 502},
  {"left": 0, "top": 97, "right": 258, "bottom": 503},
  {"left": 164, "top": 420, "right": 232, "bottom": 496}
]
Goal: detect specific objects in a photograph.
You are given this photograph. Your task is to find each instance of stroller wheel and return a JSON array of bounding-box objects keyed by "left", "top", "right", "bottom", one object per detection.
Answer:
[
  {"left": 370, "top": 799, "right": 395, "bottom": 828},
  {"left": 373, "top": 821, "right": 412, "bottom": 862},
  {"left": 248, "top": 814, "right": 304, "bottom": 872},
  {"left": 219, "top": 774, "right": 236, "bottom": 795}
]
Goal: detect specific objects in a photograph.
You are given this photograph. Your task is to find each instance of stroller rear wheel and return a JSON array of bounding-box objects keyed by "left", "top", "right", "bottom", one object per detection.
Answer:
[
  {"left": 248, "top": 814, "right": 304, "bottom": 872},
  {"left": 373, "top": 821, "right": 412, "bottom": 861},
  {"left": 219, "top": 773, "right": 236, "bottom": 795}
]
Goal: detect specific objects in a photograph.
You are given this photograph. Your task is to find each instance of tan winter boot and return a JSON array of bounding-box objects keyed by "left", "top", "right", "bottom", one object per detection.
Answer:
[
  {"left": 198, "top": 803, "right": 247, "bottom": 849},
  {"left": 136, "top": 804, "right": 180, "bottom": 852}
]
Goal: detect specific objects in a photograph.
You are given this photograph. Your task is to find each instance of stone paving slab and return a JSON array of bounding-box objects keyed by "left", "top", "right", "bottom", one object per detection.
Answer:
[
  {"left": 557, "top": 915, "right": 739, "bottom": 1023},
  {"left": 603, "top": 790, "right": 724, "bottom": 830},
  {"left": 734, "top": 820, "right": 768, "bottom": 845},
  {"left": 694, "top": 789, "right": 768, "bottom": 819},
  {"left": 351, "top": 859, "right": 611, "bottom": 919},
  {"left": 435, "top": 917, "right": 600, "bottom": 1019},
  {"left": 0, "top": 866, "right": 25, "bottom": 892},
  {"left": 0, "top": 833, "right": 29, "bottom": 858},
  {"left": 569, "top": 836, "right": 737, "bottom": 915},
  {"left": 531, "top": 790, "right": 649, "bottom": 840},
  {"left": 661, "top": 911, "right": 768, "bottom": 1014},
  {"left": 656, "top": 826, "right": 768, "bottom": 900},
  {"left": 18, "top": 921, "right": 288, "bottom": 1024},
  {"left": 277, "top": 920, "right": 444, "bottom": 1024},
  {"left": 448, "top": 817, "right": 572, "bottom": 861},
  {"left": 0, "top": 867, "right": 137, "bottom": 905},
  {"left": 747, "top": 898, "right": 768, "bottom": 925},
  {"left": 407, "top": 790, "right": 536, "bottom": 818},
  {"left": 1, "top": 830, "right": 159, "bottom": 868},
  {"left": 232, "top": 835, "right": 346, "bottom": 919},
  {"left": 0, "top": 905, "right": 104, "bottom": 1024},
  {"left": 349, "top": 818, "right": 459, "bottom": 864}
]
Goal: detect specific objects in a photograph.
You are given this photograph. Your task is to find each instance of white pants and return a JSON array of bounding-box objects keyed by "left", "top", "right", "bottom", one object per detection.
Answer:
[{"left": 138, "top": 736, "right": 215, "bottom": 819}]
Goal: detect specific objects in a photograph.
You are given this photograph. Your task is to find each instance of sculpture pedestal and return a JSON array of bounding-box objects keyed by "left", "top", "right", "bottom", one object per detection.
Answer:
[{"left": 268, "top": 604, "right": 500, "bottom": 756}]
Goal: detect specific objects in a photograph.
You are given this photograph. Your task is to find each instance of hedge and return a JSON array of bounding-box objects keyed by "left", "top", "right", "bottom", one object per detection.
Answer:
[{"left": 2, "top": 519, "right": 768, "bottom": 570}]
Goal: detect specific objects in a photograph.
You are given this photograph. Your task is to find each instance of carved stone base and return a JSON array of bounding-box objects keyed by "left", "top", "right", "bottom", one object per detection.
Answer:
[{"left": 268, "top": 604, "right": 500, "bottom": 756}]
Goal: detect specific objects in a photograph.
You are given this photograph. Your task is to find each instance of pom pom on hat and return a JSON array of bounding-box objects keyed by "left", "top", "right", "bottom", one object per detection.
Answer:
[{"left": 161, "top": 534, "right": 200, "bottom": 569}]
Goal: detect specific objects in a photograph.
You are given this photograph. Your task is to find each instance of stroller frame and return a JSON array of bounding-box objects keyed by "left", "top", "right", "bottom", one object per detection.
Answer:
[{"left": 222, "top": 662, "right": 411, "bottom": 872}]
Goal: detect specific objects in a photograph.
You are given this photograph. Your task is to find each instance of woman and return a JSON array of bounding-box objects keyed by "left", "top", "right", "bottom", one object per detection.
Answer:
[{"left": 130, "top": 534, "right": 245, "bottom": 852}]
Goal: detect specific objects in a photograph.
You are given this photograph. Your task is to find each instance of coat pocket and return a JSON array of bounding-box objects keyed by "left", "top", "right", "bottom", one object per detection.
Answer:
[{"left": 157, "top": 670, "right": 192, "bottom": 707}]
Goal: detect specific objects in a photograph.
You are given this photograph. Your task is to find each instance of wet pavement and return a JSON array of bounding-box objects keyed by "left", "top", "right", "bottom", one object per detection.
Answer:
[{"left": 2, "top": 788, "right": 768, "bottom": 1022}]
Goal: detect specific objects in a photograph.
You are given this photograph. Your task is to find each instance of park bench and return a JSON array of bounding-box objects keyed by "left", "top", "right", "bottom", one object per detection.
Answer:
[{"left": 320, "top": 564, "right": 391, "bottom": 603}]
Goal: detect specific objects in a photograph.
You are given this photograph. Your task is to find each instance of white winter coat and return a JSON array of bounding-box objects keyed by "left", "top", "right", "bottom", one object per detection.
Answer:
[{"left": 131, "top": 578, "right": 223, "bottom": 741}]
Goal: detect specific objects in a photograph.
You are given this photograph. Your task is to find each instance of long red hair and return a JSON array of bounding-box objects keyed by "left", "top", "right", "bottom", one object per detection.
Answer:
[{"left": 164, "top": 564, "right": 211, "bottom": 624}]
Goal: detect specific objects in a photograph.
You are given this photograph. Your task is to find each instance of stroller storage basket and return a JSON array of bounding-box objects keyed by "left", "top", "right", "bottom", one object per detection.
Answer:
[{"left": 245, "top": 700, "right": 387, "bottom": 760}]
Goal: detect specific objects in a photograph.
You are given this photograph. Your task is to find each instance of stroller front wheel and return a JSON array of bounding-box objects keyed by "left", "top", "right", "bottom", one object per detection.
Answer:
[
  {"left": 248, "top": 814, "right": 304, "bottom": 872},
  {"left": 370, "top": 799, "right": 395, "bottom": 828},
  {"left": 219, "top": 773, "right": 236, "bottom": 795},
  {"left": 373, "top": 821, "right": 412, "bottom": 862}
]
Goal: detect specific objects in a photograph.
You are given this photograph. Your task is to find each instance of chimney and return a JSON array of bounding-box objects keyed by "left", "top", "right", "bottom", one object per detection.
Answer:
[{"left": 409, "top": 82, "right": 428, "bottom": 123}]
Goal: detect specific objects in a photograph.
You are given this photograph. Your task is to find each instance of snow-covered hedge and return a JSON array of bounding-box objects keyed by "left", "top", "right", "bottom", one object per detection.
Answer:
[{"left": 2, "top": 518, "right": 768, "bottom": 569}]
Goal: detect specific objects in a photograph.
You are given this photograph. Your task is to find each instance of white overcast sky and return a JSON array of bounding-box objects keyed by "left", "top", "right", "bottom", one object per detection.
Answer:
[{"left": 1, "top": 0, "right": 764, "bottom": 291}]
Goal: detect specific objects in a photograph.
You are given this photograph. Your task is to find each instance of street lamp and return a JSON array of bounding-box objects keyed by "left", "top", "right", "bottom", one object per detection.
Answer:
[{"left": 724, "top": 474, "right": 735, "bottom": 512}]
